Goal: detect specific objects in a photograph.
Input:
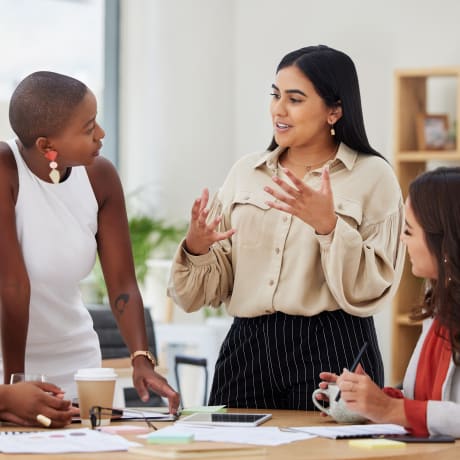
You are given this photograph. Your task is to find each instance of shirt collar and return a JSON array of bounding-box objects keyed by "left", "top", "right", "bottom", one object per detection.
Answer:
[
  {"left": 335, "top": 143, "right": 358, "bottom": 171},
  {"left": 253, "top": 146, "right": 286, "bottom": 173},
  {"left": 252, "top": 142, "right": 358, "bottom": 172}
]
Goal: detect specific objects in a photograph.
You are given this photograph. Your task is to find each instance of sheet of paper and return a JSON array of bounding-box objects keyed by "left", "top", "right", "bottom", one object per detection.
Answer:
[
  {"left": 138, "top": 424, "right": 315, "bottom": 446},
  {"left": 285, "top": 424, "right": 407, "bottom": 439},
  {"left": 0, "top": 428, "right": 140, "bottom": 454}
]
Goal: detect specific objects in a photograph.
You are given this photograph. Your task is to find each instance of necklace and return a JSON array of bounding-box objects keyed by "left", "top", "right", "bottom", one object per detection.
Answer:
[{"left": 283, "top": 147, "right": 338, "bottom": 173}]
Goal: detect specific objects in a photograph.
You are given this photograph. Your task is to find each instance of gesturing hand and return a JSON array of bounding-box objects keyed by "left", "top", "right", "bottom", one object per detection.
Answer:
[
  {"left": 185, "top": 188, "right": 236, "bottom": 255},
  {"left": 264, "top": 166, "right": 337, "bottom": 235}
]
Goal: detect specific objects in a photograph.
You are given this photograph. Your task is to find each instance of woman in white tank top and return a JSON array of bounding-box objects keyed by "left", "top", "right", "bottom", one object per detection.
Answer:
[{"left": 0, "top": 72, "right": 179, "bottom": 422}]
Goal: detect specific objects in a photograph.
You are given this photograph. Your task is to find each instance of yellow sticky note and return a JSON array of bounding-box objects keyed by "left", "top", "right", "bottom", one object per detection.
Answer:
[{"left": 349, "top": 439, "right": 406, "bottom": 449}]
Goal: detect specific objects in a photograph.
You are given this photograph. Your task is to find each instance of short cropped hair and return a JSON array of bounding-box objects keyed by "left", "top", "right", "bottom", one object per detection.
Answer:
[{"left": 9, "top": 71, "right": 88, "bottom": 147}]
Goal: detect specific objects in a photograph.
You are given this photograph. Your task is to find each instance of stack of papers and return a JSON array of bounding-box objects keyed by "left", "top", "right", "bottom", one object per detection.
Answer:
[
  {"left": 139, "top": 424, "right": 315, "bottom": 446},
  {"left": 0, "top": 428, "right": 139, "bottom": 454}
]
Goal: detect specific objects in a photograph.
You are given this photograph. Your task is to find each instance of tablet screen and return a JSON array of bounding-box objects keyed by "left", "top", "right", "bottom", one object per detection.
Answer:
[{"left": 177, "top": 412, "right": 272, "bottom": 427}]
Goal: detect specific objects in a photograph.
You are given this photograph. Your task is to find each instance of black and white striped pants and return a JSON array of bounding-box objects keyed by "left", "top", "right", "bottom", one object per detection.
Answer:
[{"left": 208, "top": 310, "right": 384, "bottom": 410}]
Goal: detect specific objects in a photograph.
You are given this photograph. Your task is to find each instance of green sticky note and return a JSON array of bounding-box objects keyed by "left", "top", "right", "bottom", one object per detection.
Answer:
[
  {"left": 180, "top": 405, "right": 227, "bottom": 415},
  {"left": 147, "top": 433, "right": 194, "bottom": 444}
]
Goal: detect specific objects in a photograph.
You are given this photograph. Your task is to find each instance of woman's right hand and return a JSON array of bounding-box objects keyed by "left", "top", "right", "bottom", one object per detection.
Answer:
[
  {"left": 0, "top": 382, "right": 73, "bottom": 427},
  {"left": 184, "top": 188, "right": 236, "bottom": 255}
]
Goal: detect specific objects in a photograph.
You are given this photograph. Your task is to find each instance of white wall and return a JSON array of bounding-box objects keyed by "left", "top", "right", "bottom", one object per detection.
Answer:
[
  {"left": 119, "top": 0, "right": 460, "bottom": 383},
  {"left": 232, "top": 0, "right": 460, "bottom": 158},
  {"left": 119, "top": 0, "right": 235, "bottom": 220}
]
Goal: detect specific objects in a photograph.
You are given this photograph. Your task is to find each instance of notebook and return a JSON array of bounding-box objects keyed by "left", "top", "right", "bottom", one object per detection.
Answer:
[
  {"left": 129, "top": 442, "right": 267, "bottom": 458},
  {"left": 287, "top": 424, "right": 407, "bottom": 439}
]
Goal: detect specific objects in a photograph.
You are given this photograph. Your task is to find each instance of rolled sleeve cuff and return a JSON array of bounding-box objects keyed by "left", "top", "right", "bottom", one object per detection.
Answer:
[
  {"left": 404, "top": 398, "right": 429, "bottom": 437},
  {"left": 182, "top": 242, "right": 217, "bottom": 266},
  {"left": 383, "top": 387, "right": 404, "bottom": 399},
  {"left": 315, "top": 218, "right": 341, "bottom": 246}
]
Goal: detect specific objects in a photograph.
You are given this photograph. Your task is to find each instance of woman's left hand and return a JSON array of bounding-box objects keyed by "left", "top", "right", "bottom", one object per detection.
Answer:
[
  {"left": 264, "top": 166, "right": 337, "bottom": 235},
  {"left": 132, "top": 359, "right": 181, "bottom": 415}
]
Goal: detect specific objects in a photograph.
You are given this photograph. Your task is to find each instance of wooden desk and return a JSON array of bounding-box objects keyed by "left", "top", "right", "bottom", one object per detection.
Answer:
[{"left": 1, "top": 409, "right": 459, "bottom": 460}]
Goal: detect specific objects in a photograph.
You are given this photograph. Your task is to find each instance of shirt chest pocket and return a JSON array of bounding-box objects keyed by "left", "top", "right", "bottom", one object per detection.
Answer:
[
  {"left": 231, "top": 191, "right": 271, "bottom": 248},
  {"left": 334, "top": 197, "right": 363, "bottom": 229}
]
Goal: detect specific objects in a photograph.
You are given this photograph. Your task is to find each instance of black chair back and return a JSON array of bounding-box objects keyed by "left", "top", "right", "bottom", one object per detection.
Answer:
[
  {"left": 87, "top": 304, "right": 157, "bottom": 361},
  {"left": 174, "top": 355, "right": 208, "bottom": 406}
]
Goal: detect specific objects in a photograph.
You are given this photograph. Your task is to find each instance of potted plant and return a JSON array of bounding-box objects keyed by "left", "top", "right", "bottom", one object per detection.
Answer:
[{"left": 85, "top": 215, "right": 187, "bottom": 304}]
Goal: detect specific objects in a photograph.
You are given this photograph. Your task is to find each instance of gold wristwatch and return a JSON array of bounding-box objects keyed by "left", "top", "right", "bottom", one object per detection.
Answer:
[{"left": 130, "top": 350, "right": 156, "bottom": 367}]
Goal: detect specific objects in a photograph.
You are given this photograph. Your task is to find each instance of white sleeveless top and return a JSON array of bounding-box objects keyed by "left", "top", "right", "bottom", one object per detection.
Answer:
[{"left": 0, "top": 139, "right": 101, "bottom": 398}]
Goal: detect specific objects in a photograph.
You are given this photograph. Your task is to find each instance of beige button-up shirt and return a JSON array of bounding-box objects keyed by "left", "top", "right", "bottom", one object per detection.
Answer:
[{"left": 168, "top": 143, "right": 405, "bottom": 318}]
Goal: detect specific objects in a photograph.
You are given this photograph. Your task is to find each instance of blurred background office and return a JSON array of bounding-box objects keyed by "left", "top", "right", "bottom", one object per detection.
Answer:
[{"left": 1, "top": 0, "right": 459, "bottom": 400}]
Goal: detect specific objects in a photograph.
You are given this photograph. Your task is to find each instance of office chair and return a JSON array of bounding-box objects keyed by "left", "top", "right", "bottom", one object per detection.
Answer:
[
  {"left": 87, "top": 304, "right": 165, "bottom": 407},
  {"left": 174, "top": 355, "right": 208, "bottom": 406}
]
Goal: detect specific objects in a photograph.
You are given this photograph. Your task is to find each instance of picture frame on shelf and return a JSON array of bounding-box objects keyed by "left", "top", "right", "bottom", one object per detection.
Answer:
[{"left": 416, "top": 113, "right": 449, "bottom": 150}]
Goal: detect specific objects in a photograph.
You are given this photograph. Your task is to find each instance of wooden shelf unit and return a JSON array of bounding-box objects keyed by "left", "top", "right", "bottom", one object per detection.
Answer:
[{"left": 391, "top": 66, "right": 460, "bottom": 385}]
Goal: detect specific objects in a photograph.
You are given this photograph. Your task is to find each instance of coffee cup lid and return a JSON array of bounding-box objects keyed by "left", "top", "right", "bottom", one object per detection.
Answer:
[{"left": 74, "top": 368, "right": 117, "bottom": 381}]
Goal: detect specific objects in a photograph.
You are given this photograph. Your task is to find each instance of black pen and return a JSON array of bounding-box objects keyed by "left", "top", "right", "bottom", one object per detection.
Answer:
[{"left": 335, "top": 341, "right": 368, "bottom": 402}]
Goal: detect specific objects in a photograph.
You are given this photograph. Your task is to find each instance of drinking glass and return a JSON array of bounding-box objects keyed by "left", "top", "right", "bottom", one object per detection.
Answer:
[{"left": 10, "top": 373, "right": 47, "bottom": 384}]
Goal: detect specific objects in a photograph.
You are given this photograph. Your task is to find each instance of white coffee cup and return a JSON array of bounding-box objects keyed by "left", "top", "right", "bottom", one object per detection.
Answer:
[
  {"left": 312, "top": 383, "right": 367, "bottom": 424},
  {"left": 74, "top": 368, "right": 117, "bottom": 426}
]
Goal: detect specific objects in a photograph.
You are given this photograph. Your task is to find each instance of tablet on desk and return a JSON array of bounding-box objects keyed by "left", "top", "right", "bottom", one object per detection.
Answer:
[{"left": 177, "top": 412, "right": 272, "bottom": 427}]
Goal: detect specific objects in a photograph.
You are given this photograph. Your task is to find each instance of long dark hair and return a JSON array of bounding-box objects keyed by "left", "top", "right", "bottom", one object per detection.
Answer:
[
  {"left": 267, "top": 45, "right": 383, "bottom": 159},
  {"left": 409, "top": 167, "right": 460, "bottom": 364}
]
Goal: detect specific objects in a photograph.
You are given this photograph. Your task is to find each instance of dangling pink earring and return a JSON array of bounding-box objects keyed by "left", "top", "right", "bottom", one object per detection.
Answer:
[
  {"left": 330, "top": 123, "right": 336, "bottom": 136},
  {"left": 44, "top": 150, "right": 60, "bottom": 184}
]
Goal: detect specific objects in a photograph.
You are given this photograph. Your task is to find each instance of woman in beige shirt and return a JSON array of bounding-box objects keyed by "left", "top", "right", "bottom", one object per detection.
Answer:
[{"left": 168, "top": 45, "right": 404, "bottom": 410}]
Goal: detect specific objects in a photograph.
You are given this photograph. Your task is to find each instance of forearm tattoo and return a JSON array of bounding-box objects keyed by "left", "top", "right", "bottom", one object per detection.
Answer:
[{"left": 114, "top": 293, "right": 129, "bottom": 316}]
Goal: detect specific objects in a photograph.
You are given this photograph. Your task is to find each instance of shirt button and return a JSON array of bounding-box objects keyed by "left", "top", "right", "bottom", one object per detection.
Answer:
[
  {"left": 244, "top": 196, "right": 250, "bottom": 200},
  {"left": 275, "top": 248, "right": 280, "bottom": 254},
  {"left": 283, "top": 216, "right": 288, "bottom": 223},
  {"left": 269, "top": 280, "right": 274, "bottom": 286}
]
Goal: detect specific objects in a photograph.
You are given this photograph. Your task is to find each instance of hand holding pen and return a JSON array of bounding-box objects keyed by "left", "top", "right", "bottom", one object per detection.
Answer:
[{"left": 335, "top": 341, "right": 368, "bottom": 402}]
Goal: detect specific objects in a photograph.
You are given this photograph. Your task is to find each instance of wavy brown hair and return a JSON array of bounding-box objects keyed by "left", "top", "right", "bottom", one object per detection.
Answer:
[{"left": 409, "top": 167, "right": 460, "bottom": 364}]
